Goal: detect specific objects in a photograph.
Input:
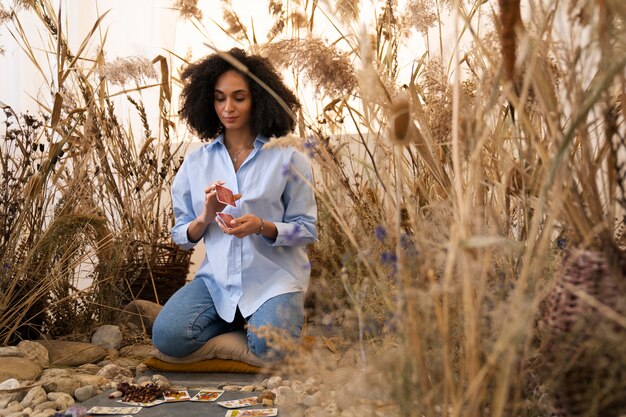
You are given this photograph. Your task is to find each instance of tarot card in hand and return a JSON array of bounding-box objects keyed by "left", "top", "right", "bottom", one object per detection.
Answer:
[
  {"left": 163, "top": 389, "right": 191, "bottom": 402},
  {"left": 217, "top": 397, "right": 259, "bottom": 408},
  {"left": 87, "top": 406, "right": 142, "bottom": 415},
  {"left": 216, "top": 211, "right": 236, "bottom": 229},
  {"left": 216, "top": 184, "right": 237, "bottom": 207},
  {"left": 225, "top": 409, "right": 279, "bottom": 417},
  {"left": 190, "top": 389, "right": 224, "bottom": 402}
]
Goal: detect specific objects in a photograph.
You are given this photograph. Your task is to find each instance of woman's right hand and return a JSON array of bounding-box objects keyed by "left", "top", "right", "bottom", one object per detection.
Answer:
[
  {"left": 198, "top": 181, "right": 242, "bottom": 224},
  {"left": 187, "top": 181, "right": 242, "bottom": 243}
]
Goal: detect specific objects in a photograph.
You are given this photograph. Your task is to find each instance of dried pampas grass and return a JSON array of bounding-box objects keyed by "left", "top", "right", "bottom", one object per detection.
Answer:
[
  {"left": 336, "top": 0, "right": 359, "bottom": 25},
  {"left": 262, "top": 38, "right": 357, "bottom": 97},
  {"left": 405, "top": 0, "right": 438, "bottom": 34},
  {"left": 263, "top": 134, "right": 306, "bottom": 151},
  {"left": 0, "top": 5, "right": 10, "bottom": 24},
  {"left": 174, "top": 0, "right": 202, "bottom": 20},
  {"left": 99, "top": 56, "right": 158, "bottom": 86}
]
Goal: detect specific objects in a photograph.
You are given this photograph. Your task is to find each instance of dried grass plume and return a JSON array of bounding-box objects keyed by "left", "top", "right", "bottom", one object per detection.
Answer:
[
  {"left": 173, "top": 0, "right": 202, "bottom": 20},
  {"left": 262, "top": 38, "right": 357, "bottom": 97},
  {"left": 99, "top": 55, "right": 158, "bottom": 86}
]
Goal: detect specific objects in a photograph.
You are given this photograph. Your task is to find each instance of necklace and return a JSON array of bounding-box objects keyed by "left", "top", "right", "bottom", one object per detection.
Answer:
[{"left": 226, "top": 139, "right": 254, "bottom": 162}]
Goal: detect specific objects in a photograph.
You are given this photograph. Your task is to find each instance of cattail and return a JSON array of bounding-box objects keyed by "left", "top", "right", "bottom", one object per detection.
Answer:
[
  {"left": 498, "top": 0, "right": 523, "bottom": 85},
  {"left": 390, "top": 94, "right": 412, "bottom": 146}
]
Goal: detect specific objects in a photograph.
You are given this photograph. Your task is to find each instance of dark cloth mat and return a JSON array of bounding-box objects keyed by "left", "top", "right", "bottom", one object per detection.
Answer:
[{"left": 78, "top": 373, "right": 301, "bottom": 417}]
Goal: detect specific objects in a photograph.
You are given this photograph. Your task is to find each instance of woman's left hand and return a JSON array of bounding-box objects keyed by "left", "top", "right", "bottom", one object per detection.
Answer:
[{"left": 216, "top": 214, "right": 263, "bottom": 238}]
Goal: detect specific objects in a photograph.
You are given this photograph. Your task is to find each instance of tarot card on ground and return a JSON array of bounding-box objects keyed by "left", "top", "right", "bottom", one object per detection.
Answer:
[
  {"left": 217, "top": 397, "right": 259, "bottom": 408},
  {"left": 190, "top": 389, "right": 224, "bottom": 402}
]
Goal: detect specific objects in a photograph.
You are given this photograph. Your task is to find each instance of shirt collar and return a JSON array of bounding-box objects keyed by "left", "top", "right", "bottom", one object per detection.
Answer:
[{"left": 207, "top": 134, "right": 269, "bottom": 149}]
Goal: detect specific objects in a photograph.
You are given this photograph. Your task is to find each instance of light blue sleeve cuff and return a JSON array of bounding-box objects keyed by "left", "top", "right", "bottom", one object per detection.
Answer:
[{"left": 171, "top": 222, "right": 197, "bottom": 251}]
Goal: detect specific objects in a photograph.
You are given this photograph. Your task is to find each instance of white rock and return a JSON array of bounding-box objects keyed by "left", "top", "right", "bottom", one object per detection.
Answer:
[
  {"left": 0, "top": 379, "right": 20, "bottom": 409},
  {"left": 74, "top": 385, "right": 99, "bottom": 402},
  {"left": 47, "top": 392, "right": 74, "bottom": 410},
  {"left": 153, "top": 379, "right": 171, "bottom": 389},
  {"left": 222, "top": 385, "right": 241, "bottom": 391},
  {"left": 20, "top": 386, "right": 47, "bottom": 408},
  {"left": 16, "top": 341, "right": 49, "bottom": 368},
  {"left": 151, "top": 374, "right": 170, "bottom": 384},
  {"left": 91, "top": 325, "right": 123, "bottom": 349},
  {"left": 107, "top": 391, "right": 122, "bottom": 399},
  {"left": 96, "top": 364, "right": 132, "bottom": 380},
  {"left": 267, "top": 376, "right": 283, "bottom": 389},
  {"left": 261, "top": 378, "right": 269, "bottom": 388},
  {"left": 240, "top": 385, "right": 255, "bottom": 392}
]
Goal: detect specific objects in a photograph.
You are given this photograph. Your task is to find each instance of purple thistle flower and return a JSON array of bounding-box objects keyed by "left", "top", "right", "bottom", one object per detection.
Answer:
[
  {"left": 374, "top": 225, "right": 387, "bottom": 242},
  {"left": 380, "top": 251, "right": 397, "bottom": 264},
  {"left": 304, "top": 136, "right": 318, "bottom": 158}
]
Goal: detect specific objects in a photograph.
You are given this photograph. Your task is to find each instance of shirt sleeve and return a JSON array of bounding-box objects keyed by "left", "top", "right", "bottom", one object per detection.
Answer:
[
  {"left": 267, "top": 150, "right": 318, "bottom": 247},
  {"left": 170, "top": 157, "right": 199, "bottom": 250}
]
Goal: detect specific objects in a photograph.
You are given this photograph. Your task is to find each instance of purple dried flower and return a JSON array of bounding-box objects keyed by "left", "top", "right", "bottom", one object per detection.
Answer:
[{"left": 374, "top": 225, "right": 387, "bottom": 242}]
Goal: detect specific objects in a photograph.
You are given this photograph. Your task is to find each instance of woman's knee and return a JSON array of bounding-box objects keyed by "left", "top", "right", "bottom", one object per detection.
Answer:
[{"left": 247, "top": 292, "right": 305, "bottom": 360}]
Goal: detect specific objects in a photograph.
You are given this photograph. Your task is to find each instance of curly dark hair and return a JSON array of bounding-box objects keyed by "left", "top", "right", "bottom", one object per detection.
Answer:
[{"left": 179, "top": 48, "right": 301, "bottom": 140}]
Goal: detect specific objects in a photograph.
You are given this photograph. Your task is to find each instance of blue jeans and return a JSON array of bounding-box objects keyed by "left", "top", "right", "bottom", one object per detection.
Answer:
[{"left": 152, "top": 278, "right": 304, "bottom": 361}]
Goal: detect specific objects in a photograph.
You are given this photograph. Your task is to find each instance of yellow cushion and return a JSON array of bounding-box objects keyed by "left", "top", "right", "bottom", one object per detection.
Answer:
[
  {"left": 143, "top": 357, "right": 265, "bottom": 373},
  {"left": 145, "top": 330, "right": 274, "bottom": 373}
]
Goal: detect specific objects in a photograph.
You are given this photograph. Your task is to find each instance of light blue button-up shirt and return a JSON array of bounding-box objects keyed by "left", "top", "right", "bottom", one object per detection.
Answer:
[{"left": 170, "top": 134, "right": 318, "bottom": 322}]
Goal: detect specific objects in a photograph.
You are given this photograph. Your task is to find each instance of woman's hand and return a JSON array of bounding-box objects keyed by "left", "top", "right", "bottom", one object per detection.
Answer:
[
  {"left": 186, "top": 181, "right": 242, "bottom": 243},
  {"left": 216, "top": 214, "right": 264, "bottom": 238},
  {"left": 198, "top": 181, "right": 242, "bottom": 224}
]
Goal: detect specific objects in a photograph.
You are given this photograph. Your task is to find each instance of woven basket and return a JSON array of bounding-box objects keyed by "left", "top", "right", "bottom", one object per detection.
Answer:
[
  {"left": 123, "top": 241, "right": 192, "bottom": 305},
  {"left": 540, "top": 249, "right": 626, "bottom": 417}
]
